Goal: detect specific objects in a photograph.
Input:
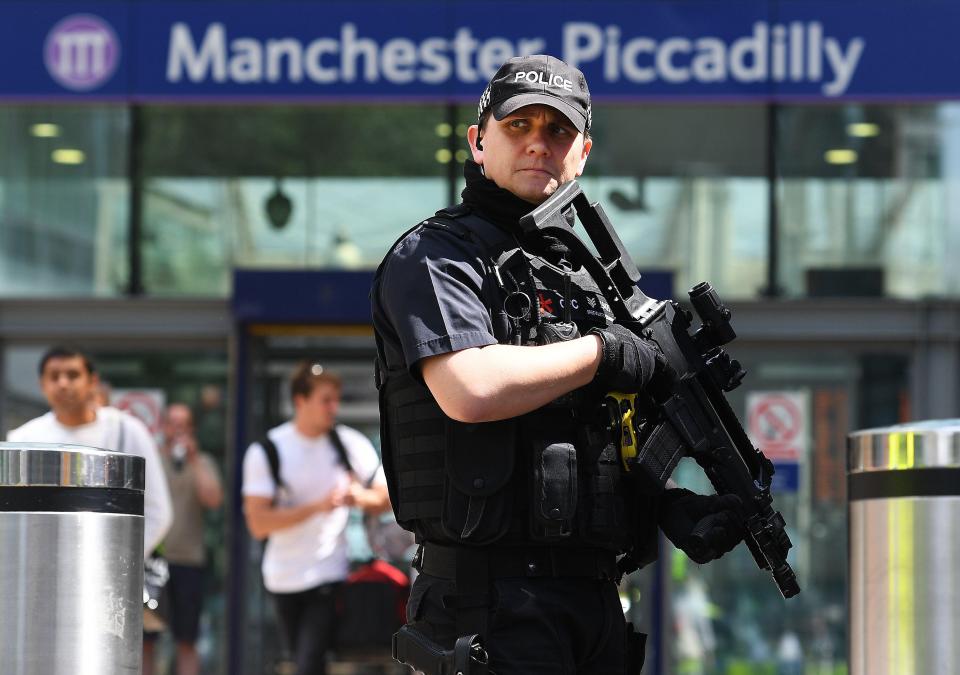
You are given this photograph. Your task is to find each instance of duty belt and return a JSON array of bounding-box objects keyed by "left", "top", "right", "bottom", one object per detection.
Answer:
[{"left": 415, "top": 542, "right": 618, "bottom": 581}]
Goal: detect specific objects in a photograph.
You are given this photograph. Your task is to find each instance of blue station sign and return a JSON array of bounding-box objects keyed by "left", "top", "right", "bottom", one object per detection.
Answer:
[{"left": 3, "top": 1, "right": 959, "bottom": 102}]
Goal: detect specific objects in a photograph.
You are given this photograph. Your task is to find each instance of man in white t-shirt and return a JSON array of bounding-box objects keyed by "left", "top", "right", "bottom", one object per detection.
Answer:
[
  {"left": 6, "top": 346, "right": 173, "bottom": 557},
  {"left": 243, "top": 362, "right": 389, "bottom": 675}
]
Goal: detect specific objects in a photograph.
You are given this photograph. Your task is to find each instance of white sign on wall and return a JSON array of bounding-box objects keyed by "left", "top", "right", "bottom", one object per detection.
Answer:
[
  {"left": 112, "top": 388, "right": 166, "bottom": 438},
  {"left": 746, "top": 390, "right": 809, "bottom": 462}
]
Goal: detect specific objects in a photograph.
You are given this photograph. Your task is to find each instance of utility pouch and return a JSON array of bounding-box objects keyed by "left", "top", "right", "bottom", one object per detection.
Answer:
[
  {"left": 442, "top": 419, "right": 517, "bottom": 544},
  {"left": 392, "top": 626, "right": 489, "bottom": 675},
  {"left": 529, "top": 439, "right": 577, "bottom": 540},
  {"left": 578, "top": 437, "right": 631, "bottom": 550}
]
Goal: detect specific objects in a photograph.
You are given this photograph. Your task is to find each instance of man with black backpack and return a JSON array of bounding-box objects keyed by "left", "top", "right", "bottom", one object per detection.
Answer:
[{"left": 242, "top": 362, "right": 390, "bottom": 675}]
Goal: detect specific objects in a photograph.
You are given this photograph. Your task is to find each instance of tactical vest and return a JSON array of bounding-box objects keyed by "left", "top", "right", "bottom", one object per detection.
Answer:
[{"left": 373, "top": 205, "right": 657, "bottom": 556}]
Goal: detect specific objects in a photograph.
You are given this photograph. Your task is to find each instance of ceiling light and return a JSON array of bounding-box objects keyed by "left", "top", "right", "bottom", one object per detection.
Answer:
[
  {"left": 435, "top": 123, "right": 452, "bottom": 138},
  {"left": 847, "top": 122, "right": 880, "bottom": 138},
  {"left": 824, "top": 149, "right": 858, "bottom": 165},
  {"left": 31, "top": 123, "right": 61, "bottom": 138},
  {"left": 52, "top": 148, "right": 85, "bottom": 165},
  {"left": 435, "top": 148, "right": 452, "bottom": 163}
]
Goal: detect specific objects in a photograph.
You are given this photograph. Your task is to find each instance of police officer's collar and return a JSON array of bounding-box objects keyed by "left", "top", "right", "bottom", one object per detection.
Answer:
[
  {"left": 461, "top": 160, "right": 573, "bottom": 264},
  {"left": 461, "top": 160, "right": 536, "bottom": 229}
]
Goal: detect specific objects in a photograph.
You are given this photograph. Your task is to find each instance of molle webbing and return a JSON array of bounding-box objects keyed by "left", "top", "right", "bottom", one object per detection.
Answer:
[{"left": 386, "top": 373, "right": 446, "bottom": 524}]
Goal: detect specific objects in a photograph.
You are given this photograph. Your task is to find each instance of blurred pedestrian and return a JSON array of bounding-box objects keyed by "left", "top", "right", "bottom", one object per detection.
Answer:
[
  {"left": 6, "top": 345, "right": 172, "bottom": 557},
  {"left": 242, "top": 362, "right": 390, "bottom": 675},
  {"left": 143, "top": 403, "right": 224, "bottom": 675}
]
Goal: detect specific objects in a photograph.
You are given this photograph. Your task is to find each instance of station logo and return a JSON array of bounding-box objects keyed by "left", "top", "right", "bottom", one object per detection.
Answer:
[{"left": 44, "top": 14, "right": 120, "bottom": 91}]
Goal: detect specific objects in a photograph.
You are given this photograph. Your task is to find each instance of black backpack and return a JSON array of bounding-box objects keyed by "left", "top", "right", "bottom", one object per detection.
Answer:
[{"left": 259, "top": 426, "right": 357, "bottom": 500}]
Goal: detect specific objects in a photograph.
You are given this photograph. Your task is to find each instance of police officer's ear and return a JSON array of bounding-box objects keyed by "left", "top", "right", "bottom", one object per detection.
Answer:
[
  {"left": 467, "top": 124, "right": 484, "bottom": 163},
  {"left": 575, "top": 136, "right": 593, "bottom": 177}
]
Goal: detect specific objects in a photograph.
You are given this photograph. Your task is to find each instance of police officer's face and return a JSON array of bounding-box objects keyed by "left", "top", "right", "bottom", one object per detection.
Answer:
[{"left": 468, "top": 104, "right": 592, "bottom": 205}]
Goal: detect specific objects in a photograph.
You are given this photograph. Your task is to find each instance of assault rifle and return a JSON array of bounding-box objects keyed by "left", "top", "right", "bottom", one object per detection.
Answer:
[{"left": 519, "top": 181, "right": 800, "bottom": 599}]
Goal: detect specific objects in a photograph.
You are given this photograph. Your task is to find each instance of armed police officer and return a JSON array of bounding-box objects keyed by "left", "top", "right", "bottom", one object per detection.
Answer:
[{"left": 371, "top": 54, "right": 745, "bottom": 674}]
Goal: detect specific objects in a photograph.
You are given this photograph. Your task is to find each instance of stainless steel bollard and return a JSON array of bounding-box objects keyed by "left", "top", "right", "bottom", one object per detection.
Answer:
[
  {"left": 848, "top": 420, "right": 960, "bottom": 675},
  {"left": 0, "top": 443, "right": 145, "bottom": 674}
]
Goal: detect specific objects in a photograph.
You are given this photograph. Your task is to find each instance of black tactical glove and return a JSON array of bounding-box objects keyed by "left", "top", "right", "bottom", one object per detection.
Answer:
[
  {"left": 657, "top": 488, "right": 745, "bottom": 564},
  {"left": 589, "top": 323, "right": 662, "bottom": 393}
]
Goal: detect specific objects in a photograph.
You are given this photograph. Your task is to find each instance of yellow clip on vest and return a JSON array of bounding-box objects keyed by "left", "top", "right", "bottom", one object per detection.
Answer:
[{"left": 607, "top": 392, "right": 639, "bottom": 471}]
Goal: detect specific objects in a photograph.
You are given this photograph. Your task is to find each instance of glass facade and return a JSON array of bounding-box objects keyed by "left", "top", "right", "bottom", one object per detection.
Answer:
[
  {"left": 3, "top": 102, "right": 960, "bottom": 299},
  {"left": 0, "top": 106, "right": 129, "bottom": 296},
  {"left": 585, "top": 104, "right": 768, "bottom": 299},
  {"left": 139, "top": 105, "right": 451, "bottom": 294},
  {"left": 778, "top": 104, "right": 960, "bottom": 298}
]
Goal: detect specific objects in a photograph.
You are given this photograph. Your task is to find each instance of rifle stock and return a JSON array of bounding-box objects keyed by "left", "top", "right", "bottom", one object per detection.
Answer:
[{"left": 520, "top": 182, "right": 800, "bottom": 599}]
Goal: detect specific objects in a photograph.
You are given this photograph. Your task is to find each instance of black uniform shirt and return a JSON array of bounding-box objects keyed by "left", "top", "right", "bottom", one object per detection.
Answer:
[{"left": 372, "top": 222, "right": 498, "bottom": 376}]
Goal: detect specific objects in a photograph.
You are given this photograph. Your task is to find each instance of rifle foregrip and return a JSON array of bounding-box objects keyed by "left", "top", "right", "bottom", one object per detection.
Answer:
[{"left": 685, "top": 522, "right": 714, "bottom": 561}]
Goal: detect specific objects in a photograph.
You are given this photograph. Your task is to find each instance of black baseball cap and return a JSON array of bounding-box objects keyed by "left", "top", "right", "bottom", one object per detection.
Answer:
[{"left": 477, "top": 54, "right": 592, "bottom": 133}]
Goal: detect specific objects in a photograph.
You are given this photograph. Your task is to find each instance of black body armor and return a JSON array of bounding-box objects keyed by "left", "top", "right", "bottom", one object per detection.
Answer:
[{"left": 373, "top": 205, "right": 657, "bottom": 558}]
